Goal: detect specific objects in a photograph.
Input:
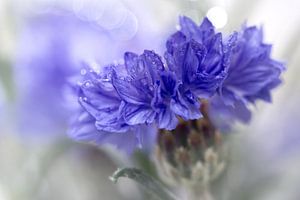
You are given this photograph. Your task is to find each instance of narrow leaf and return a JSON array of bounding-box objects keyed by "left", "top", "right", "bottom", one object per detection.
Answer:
[{"left": 110, "top": 167, "right": 178, "bottom": 200}]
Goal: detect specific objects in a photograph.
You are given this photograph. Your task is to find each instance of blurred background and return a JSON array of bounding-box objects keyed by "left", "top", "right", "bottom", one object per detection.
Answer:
[{"left": 0, "top": 0, "right": 299, "bottom": 199}]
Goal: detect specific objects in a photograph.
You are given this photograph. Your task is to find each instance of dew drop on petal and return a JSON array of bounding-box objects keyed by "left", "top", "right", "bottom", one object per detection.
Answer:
[
  {"left": 84, "top": 81, "right": 91, "bottom": 87},
  {"left": 80, "top": 69, "right": 87, "bottom": 75}
]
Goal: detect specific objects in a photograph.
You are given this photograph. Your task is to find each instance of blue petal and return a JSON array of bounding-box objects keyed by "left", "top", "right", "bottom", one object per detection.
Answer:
[
  {"left": 243, "top": 26, "right": 263, "bottom": 46},
  {"left": 69, "top": 109, "right": 157, "bottom": 154},
  {"left": 160, "top": 71, "right": 178, "bottom": 97},
  {"left": 124, "top": 52, "right": 140, "bottom": 74},
  {"left": 209, "top": 96, "right": 251, "bottom": 131},
  {"left": 191, "top": 73, "right": 223, "bottom": 98},
  {"left": 112, "top": 70, "right": 152, "bottom": 104},
  {"left": 80, "top": 81, "right": 120, "bottom": 109},
  {"left": 202, "top": 33, "right": 223, "bottom": 74},
  {"left": 142, "top": 50, "right": 165, "bottom": 82},
  {"left": 122, "top": 103, "right": 156, "bottom": 125},
  {"left": 143, "top": 50, "right": 165, "bottom": 71},
  {"left": 225, "top": 61, "right": 282, "bottom": 96},
  {"left": 246, "top": 78, "right": 282, "bottom": 103},
  {"left": 223, "top": 32, "right": 238, "bottom": 68},
  {"left": 179, "top": 16, "right": 201, "bottom": 40},
  {"left": 68, "top": 110, "right": 101, "bottom": 141},
  {"left": 170, "top": 90, "right": 202, "bottom": 120},
  {"left": 199, "top": 17, "right": 215, "bottom": 36},
  {"left": 166, "top": 31, "right": 187, "bottom": 54},
  {"left": 157, "top": 107, "right": 178, "bottom": 130},
  {"left": 79, "top": 97, "right": 126, "bottom": 132},
  {"left": 173, "top": 42, "right": 199, "bottom": 83}
]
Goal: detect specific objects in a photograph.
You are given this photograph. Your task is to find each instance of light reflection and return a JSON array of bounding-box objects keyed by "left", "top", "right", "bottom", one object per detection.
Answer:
[
  {"left": 110, "top": 10, "right": 138, "bottom": 41},
  {"left": 72, "top": 0, "right": 106, "bottom": 21},
  {"left": 206, "top": 6, "right": 228, "bottom": 29},
  {"left": 96, "top": 3, "right": 128, "bottom": 30}
]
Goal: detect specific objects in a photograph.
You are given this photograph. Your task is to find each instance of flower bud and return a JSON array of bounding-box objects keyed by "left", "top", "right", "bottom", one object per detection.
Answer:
[{"left": 155, "top": 102, "right": 226, "bottom": 188}]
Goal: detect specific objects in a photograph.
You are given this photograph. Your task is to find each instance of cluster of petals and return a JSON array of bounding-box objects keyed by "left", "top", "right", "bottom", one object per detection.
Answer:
[{"left": 69, "top": 16, "right": 284, "bottom": 152}]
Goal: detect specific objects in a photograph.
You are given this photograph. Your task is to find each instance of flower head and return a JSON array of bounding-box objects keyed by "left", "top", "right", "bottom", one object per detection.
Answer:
[
  {"left": 209, "top": 25, "right": 285, "bottom": 129},
  {"left": 70, "top": 16, "right": 235, "bottom": 151},
  {"left": 69, "top": 50, "right": 181, "bottom": 153},
  {"left": 69, "top": 65, "right": 158, "bottom": 153},
  {"left": 164, "top": 16, "right": 234, "bottom": 120},
  {"left": 71, "top": 44, "right": 216, "bottom": 152},
  {"left": 112, "top": 50, "right": 181, "bottom": 130},
  {"left": 69, "top": 16, "right": 285, "bottom": 153},
  {"left": 14, "top": 14, "right": 79, "bottom": 139}
]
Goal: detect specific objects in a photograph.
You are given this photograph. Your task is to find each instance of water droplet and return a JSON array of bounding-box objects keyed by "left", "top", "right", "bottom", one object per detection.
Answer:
[
  {"left": 84, "top": 81, "right": 91, "bottom": 87},
  {"left": 79, "top": 96, "right": 88, "bottom": 102},
  {"left": 81, "top": 69, "right": 87, "bottom": 75},
  {"left": 100, "top": 77, "right": 110, "bottom": 82},
  {"left": 119, "top": 76, "right": 126, "bottom": 81},
  {"left": 130, "top": 68, "right": 136, "bottom": 74}
]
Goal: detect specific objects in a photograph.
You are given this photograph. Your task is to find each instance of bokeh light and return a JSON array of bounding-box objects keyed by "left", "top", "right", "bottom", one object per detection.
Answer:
[{"left": 206, "top": 6, "right": 228, "bottom": 29}]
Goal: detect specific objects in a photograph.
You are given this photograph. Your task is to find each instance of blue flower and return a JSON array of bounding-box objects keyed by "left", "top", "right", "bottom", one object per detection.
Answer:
[
  {"left": 69, "top": 63, "right": 160, "bottom": 153},
  {"left": 14, "top": 14, "right": 79, "bottom": 140},
  {"left": 112, "top": 50, "right": 178, "bottom": 130},
  {"left": 70, "top": 16, "right": 285, "bottom": 153},
  {"left": 70, "top": 50, "right": 180, "bottom": 153},
  {"left": 164, "top": 16, "right": 234, "bottom": 120},
  {"left": 70, "top": 16, "right": 235, "bottom": 152},
  {"left": 77, "top": 66, "right": 129, "bottom": 133},
  {"left": 209, "top": 25, "right": 285, "bottom": 129}
]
